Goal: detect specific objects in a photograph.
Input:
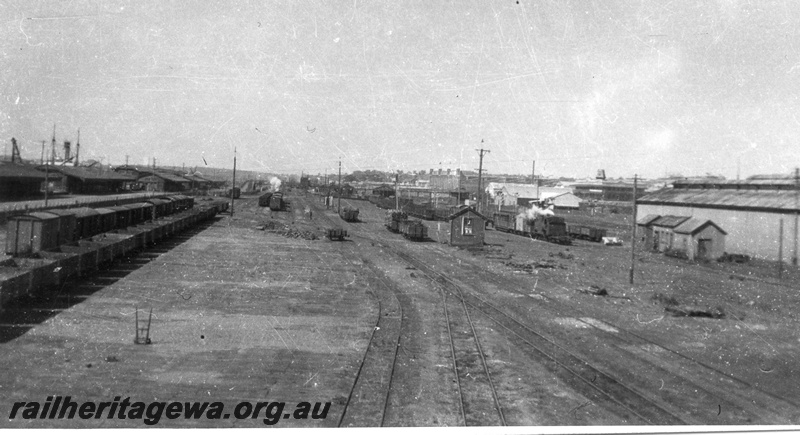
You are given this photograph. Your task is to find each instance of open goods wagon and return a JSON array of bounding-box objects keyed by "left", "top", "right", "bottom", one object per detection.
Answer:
[
  {"left": 399, "top": 220, "right": 427, "bottom": 241},
  {"left": 326, "top": 228, "right": 348, "bottom": 241},
  {"left": 340, "top": 207, "right": 359, "bottom": 222},
  {"left": 385, "top": 210, "right": 407, "bottom": 233},
  {"left": 567, "top": 224, "right": 607, "bottom": 242},
  {"left": 227, "top": 187, "right": 241, "bottom": 199}
]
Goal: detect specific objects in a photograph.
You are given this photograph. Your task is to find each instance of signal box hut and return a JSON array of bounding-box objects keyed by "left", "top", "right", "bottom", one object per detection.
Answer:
[
  {"left": 672, "top": 218, "right": 727, "bottom": 261},
  {"left": 446, "top": 206, "right": 489, "bottom": 247}
]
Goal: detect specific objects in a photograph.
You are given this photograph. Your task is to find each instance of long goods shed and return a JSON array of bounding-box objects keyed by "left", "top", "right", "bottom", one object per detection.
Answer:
[{"left": 637, "top": 186, "right": 800, "bottom": 263}]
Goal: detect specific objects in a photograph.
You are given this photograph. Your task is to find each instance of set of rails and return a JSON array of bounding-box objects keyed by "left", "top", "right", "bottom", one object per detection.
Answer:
[
  {"left": 296, "top": 196, "right": 799, "bottom": 425},
  {"left": 1, "top": 196, "right": 229, "bottom": 309}
]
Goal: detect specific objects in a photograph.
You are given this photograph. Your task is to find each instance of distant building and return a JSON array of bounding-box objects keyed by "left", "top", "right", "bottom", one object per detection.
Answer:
[
  {"left": 0, "top": 162, "right": 48, "bottom": 200},
  {"left": 40, "top": 165, "right": 134, "bottom": 194},
  {"left": 485, "top": 183, "right": 580, "bottom": 210},
  {"left": 115, "top": 166, "right": 192, "bottom": 192},
  {"left": 637, "top": 178, "right": 799, "bottom": 263},
  {"left": 572, "top": 182, "right": 648, "bottom": 202},
  {"left": 541, "top": 192, "right": 582, "bottom": 210}
]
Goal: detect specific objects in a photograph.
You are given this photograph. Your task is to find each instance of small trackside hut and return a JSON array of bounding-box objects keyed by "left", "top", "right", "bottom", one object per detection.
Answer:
[{"left": 446, "top": 206, "right": 489, "bottom": 247}]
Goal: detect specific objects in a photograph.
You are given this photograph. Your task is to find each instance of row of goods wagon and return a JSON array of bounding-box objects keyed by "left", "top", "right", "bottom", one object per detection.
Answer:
[
  {"left": 369, "top": 196, "right": 459, "bottom": 221},
  {"left": 385, "top": 210, "right": 428, "bottom": 241},
  {"left": 491, "top": 210, "right": 572, "bottom": 245},
  {"left": 258, "top": 191, "right": 284, "bottom": 211},
  {"left": 0, "top": 198, "right": 229, "bottom": 309}
]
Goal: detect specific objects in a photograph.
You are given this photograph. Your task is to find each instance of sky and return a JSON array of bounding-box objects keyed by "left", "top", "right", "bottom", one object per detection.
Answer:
[{"left": 1, "top": 0, "right": 799, "bottom": 179}]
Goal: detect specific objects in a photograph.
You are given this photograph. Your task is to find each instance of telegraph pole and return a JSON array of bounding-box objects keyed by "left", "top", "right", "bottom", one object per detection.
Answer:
[
  {"left": 51, "top": 124, "right": 56, "bottom": 165},
  {"left": 629, "top": 174, "right": 638, "bottom": 284},
  {"left": 793, "top": 167, "right": 799, "bottom": 266},
  {"left": 337, "top": 158, "right": 341, "bottom": 214},
  {"left": 395, "top": 172, "right": 400, "bottom": 210},
  {"left": 231, "top": 148, "right": 237, "bottom": 217},
  {"left": 42, "top": 140, "right": 49, "bottom": 207},
  {"left": 475, "top": 143, "right": 489, "bottom": 213}
]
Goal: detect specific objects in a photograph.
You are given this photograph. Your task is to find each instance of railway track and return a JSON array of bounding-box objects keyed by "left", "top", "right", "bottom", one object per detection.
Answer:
[
  {"left": 328, "top": 197, "right": 682, "bottom": 424},
  {"left": 303, "top": 195, "right": 800, "bottom": 424},
  {"left": 308, "top": 196, "right": 508, "bottom": 426},
  {"left": 437, "top": 266, "right": 506, "bottom": 426},
  {"left": 416, "top": 240, "right": 800, "bottom": 423},
  {"left": 390, "top": 249, "right": 684, "bottom": 425},
  {"left": 293, "top": 196, "right": 404, "bottom": 427}
]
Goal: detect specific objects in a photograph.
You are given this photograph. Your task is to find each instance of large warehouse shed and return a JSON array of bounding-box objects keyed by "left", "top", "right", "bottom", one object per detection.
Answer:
[{"left": 637, "top": 179, "right": 800, "bottom": 264}]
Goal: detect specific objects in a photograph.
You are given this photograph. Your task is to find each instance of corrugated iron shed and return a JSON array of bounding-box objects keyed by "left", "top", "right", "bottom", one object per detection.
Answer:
[{"left": 639, "top": 188, "right": 800, "bottom": 213}]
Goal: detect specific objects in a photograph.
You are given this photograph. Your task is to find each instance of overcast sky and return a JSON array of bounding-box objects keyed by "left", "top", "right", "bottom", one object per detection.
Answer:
[{"left": 2, "top": 1, "right": 799, "bottom": 179}]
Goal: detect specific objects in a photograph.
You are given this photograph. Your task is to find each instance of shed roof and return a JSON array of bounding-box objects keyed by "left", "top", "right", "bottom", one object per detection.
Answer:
[
  {"left": 636, "top": 214, "right": 661, "bottom": 226},
  {"left": 447, "top": 205, "right": 490, "bottom": 221},
  {"left": 0, "top": 162, "right": 47, "bottom": 180},
  {"left": 40, "top": 165, "right": 135, "bottom": 182},
  {"left": 138, "top": 171, "right": 191, "bottom": 183},
  {"left": 639, "top": 188, "right": 800, "bottom": 213},
  {"left": 500, "top": 184, "right": 540, "bottom": 199},
  {"left": 650, "top": 215, "right": 690, "bottom": 228},
  {"left": 673, "top": 218, "right": 727, "bottom": 236}
]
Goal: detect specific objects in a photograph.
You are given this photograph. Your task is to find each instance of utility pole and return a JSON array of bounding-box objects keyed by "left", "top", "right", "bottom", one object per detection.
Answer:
[
  {"left": 42, "top": 140, "right": 49, "bottom": 207},
  {"left": 337, "top": 158, "right": 341, "bottom": 214},
  {"left": 458, "top": 168, "right": 463, "bottom": 204},
  {"left": 231, "top": 148, "right": 237, "bottom": 217},
  {"left": 475, "top": 143, "right": 489, "bottom": 213},
  {"left": 395, "top": 172, "right": 399, "bottom": 210},
  {"left": 778, "top": 218, "right": 784, "bottom": 279},
  {"left": 793, "top": 167, "right": 799, "bottom": 266},
  {"left": 74, "top": 128, "right": 80, "bottom": 167},
  {"left": 51, "top": 124, "right": 56, "bottom": 165},
  {"left": 629, "top": 174, "right": 638, "bottom": 285},
  {"left": 126, "top": 155, "right": 130, "bottom": 166}
]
